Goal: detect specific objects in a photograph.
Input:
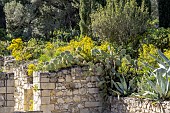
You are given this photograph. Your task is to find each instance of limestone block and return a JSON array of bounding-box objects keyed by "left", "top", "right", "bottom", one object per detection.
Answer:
[
  {"left": 80, "top": 108, "right": 89, "bottom": 113},
  {"left": 7, "top": 100, "right": 15, "bottom": 107},
  {"left": 73, "top": 95, "right": 81, "bottom": 102},
  {"left": 0, "top": 80, "right": 4, "bottom": 87},
  {"left": 78, "top": 104, "right": 84, "bottom": 108},
  {"left": 66, "top": 76, "right": 72, "bottom": 82},
  {"left": 66, "top": 90, "right": 72, "bottom": 96},
  {"left": 73, "top": 89, "right": 79, "bottom": 95},
  {"left": 91, "top": 76, "right": 99, "bottom": 82},
  {"left": 88, "top": 88, "right": 99, "bottom": 94},
  {"left": 75, "top": 83, "right": 81, "bottom": 88},
  {"left": 0, "top": 87, "right": 14, "bottom": 93},
  {"left": 63, "top": 104, "right": 69, "bottom": 110},
  {"left": 58, "top": 78, "right": 65, "bottom": 83},
  {"left": 0, "top": 107, "right": 14, "bottom": 113},
  {"left": 40, "top": 73, "right": 49, "bottom": 78},
  {"left": 40, "top": 104, "right": 54, "bottom": 113},
  {"left": 7, "top": 80, "right": 14, "bottom": 86},
  {"left": 7, "top": 94, "right": 14, "bottom": 102},
  {"left": 85, "top": 102, "right": 102, "bottom": 107},
  {"left": 56, "top": 91, "right": 63, "bottom": 96},
  {"left": 41, "top": 97, "right": 50, "bottom": 105},
  {"left": 57, "top": 98, "right": 64, "bottom": 104},
  {"left": 41, "top": 78, "right": 49, "bottom": 83},
  {"left": 64, "top": 97, "right": 73, "bottom": 103},
  {"left": 87, "top": 83, "right": 93, "bottom": 88},
  {"left": 41, "top": 83, "right": 55, "bottom": 89},
  {"left": 79, "top": 88, "right": 87, "bottom": 95},
  {"left": 42, "top": 90, "right": 50, "bottom": 97}
]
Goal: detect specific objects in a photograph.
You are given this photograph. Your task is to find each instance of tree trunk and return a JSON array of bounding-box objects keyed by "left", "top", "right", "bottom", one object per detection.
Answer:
[{"left": 158, "top": 0, "right": 170, "bottom": 28}]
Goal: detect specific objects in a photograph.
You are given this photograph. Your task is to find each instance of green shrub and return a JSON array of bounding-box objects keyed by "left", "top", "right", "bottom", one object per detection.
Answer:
[
  {"left": 142, "top": 27, "right": 170, "bottom": 51},
  {"left": 91, "top": 0, "right": 149, "bottom": 46}
]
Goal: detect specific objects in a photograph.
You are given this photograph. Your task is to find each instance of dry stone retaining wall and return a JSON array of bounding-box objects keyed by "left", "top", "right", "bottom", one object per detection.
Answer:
[
  {"left": 33, "top": 66, "right": 105, "bottom": 113},
  {"left": 1, "top": 56, "right": 170, "bottom": 113},
  {"left": 111, "top": 97, "right": 170, "bottom": 113},
  {"left": 0, "top": 73, "right": 15, "bottom": 113}
]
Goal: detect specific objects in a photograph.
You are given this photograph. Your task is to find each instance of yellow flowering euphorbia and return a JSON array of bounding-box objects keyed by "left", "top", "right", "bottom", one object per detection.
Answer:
[
  {"left": 97, "top": 41, "right": 110, "bottom": 52},
  {"left": 164, "top": 49, "right": 170, "bottom": 59},
  {"left": 56, "top": 36, "right": 95, "bottom": 60},
  {"left": 7, "top": 38, "right": 32, "bottom": 61},
  {"left": 27, "top": 64, "right": 36, "bottom": 76},
  {"left": 138, "top": 44, "right": 158, "bottom": 74}
]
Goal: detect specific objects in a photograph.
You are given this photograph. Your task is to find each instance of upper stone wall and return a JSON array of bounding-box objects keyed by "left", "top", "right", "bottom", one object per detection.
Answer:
[{"left": 33, "top": 66, "right": 107, "bottom": 113}]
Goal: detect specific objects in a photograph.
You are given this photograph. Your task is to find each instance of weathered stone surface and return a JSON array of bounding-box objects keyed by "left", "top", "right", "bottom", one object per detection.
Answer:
[
  {"left": 88, "top": 88, "right": 99, "bottom": 94},
  {"left": 66, "top": 75, "right": 72, "bottom": 82},
  {"left": 41, "top": 97, "right": 50, "bottom": 105},
  {"left": 42, "top": 90, "right": 51, "bottom": 97},
  {"left": 7, "top": 100, "right": 15, "bottom": 107},
  {"left": 57, "top": 98, "right": 64, "bottom": 104},
  {"left": 0, "top": 87, "right": 14, "bottom": 93},
  {"left": 80, "top": 108, "right": 89, "bottom": 113},
  {"left": 41, "top": 83, "right": 55, "bottom": 89},
  {"left": 0, "top": 107, "right": 14, "bottom": 113},
  {"left": 85, "top": 102, "right": 102, "bottom": 107},
  {"left": 40, "top": 104, "right": 54, "bottom": 113},
  {"left": 40, "top": 78, "right": 49, "bottom": 83}
]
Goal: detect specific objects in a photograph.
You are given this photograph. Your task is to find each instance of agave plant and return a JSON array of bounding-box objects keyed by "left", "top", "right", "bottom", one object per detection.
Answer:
[
  {"left": 112, "top": 75, "right": 135, "bottom": 97},
  {"left": 142, "top": 50, "right": 170, "bottom": 100}
]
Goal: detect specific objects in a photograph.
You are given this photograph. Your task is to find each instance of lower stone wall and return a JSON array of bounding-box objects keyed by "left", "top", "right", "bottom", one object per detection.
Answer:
[
  {"left": 1, "top": 63, "right": 170, "bottom": 113},
  {"left": 111, "top": 97, "right": 170, "bottom": 113}
]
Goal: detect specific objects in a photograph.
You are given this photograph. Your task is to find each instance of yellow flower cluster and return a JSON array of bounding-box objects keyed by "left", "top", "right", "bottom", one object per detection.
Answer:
[
  {"left": 97, "top": 41, "right": 110, "bottom": 52},
  {"left": 27, "top": 64, "right": 36, "bottom": 76},
  {"left": 138, "top": 44, "right": 158, "bottom": 64},
  {"left": 138, "top": 44, "right": 158, "bottom": 74},
  {"left": 118, "top": 58, "right": 135, "bottom": 76},
  {"left": 164, "top": 49, "right": 170, "bottom": 59},
  {"left": 7, "top": 38, "right": 32, "bottom": 61},
  {"left": 56, "top": 36, "right": 95, "bottom": 60}
]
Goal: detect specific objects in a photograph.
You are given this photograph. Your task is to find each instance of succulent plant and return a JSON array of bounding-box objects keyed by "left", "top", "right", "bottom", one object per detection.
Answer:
[{"left": 140, "top": 50, "right": 170, "bottom": 100}]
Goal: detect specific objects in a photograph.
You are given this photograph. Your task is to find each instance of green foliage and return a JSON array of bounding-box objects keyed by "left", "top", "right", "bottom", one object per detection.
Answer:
[
  {"left": 91, "top": 47, "right": 137, "bottom": 100},
  {"left": 138, "top": 44, "right": 158, "bottom": 74},
  {"left": 51, "top": 29, "right": 80, "bottom": 42},
  {"left": 0, "top": 40, "right": 10, "bottom": 56},
  {"left": 4, "top": 0, "right": 79, "bottom": 39},
  {"left": 79, "top": 0, "right": 92, "bottom": 36},
  {"left": 112, "top": 75, "right": 135, "bottom": 97},
  {"left": 142, "top": 27, "right": 170, "bottom": 51},
  {"left": 91, "top": 0, "right": 149, "bottom": 46},
  {"left": 137, "top": 50, "right": 170, "bottom": 100}
]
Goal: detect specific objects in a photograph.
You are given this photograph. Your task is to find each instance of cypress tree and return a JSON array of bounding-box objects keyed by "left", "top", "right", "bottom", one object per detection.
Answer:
[
  {"left": 79, "top": 0, "right": 91, "bottom": 36},
  {"left": 158, "top": 0, "right": 170, "bottom": 28},
  {"left": 0, "top": 2, "right": 6, "bottom": 29}
]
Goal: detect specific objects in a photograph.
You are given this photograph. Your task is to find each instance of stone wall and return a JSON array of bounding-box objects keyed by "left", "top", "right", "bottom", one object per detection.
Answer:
[
  {"left": 14, "top": 66, "right": 32, "bottom": 111},
  {"left": 0, "top": 72, "right": 15, "bottom": 113},
  {"left": 1, "top": 56, "right": 170, "bottom": 113},
  {"left": 33, "top": 66, "right": 105, "bottom": 113},
  {"left": 111, "top": 97, "right": 170, "bottom": 113}
]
